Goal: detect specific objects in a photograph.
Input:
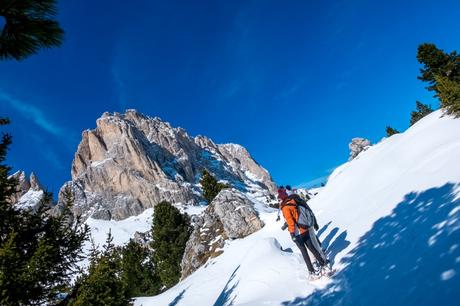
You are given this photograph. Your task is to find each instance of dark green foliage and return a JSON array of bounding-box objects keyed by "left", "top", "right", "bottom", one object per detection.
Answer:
[
  {"left": 0, "top": 0, "right": 64, "bottom": 60},
  {"left": 151, "top": 201, "right": 191, "bottom": 289},
  {"left": 410, "top": 101, "right": 434, "bottom": 126},
  {"left": 200, "top": 169, "right": 228, "bottom": 203},
  {"left": 0, "top": 118, "right": 89, "bottom": 305},
  {"left": 417, "top": 43, "right": 460, "bottom": 93},
  {"left": 436, "top": 75, "right": 460, "bottom": 117},
  {"left": 386, "top": 126, "right": 400, "bottom": 137},
  {"left": 417, "top": 43, "right": 460, "bottom": 117},
  {"left": 118, "top": 240, "right": 161, "bottom": 297},
  {"left": 70, "top": 232, "right": 132, "bottom": 306}
]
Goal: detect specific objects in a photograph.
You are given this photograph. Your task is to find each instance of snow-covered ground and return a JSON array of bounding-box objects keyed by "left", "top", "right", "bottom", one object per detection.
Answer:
[{"left": 135, "top": 110, "right": 460, "bottom": 306}]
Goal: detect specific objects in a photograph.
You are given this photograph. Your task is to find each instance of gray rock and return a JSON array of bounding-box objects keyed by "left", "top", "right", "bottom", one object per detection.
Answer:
[
  {"left": 181, "top": 188, "right": 264, "bottom": 278},
  {"left": 349, "top": 137, "right": 371, "bottom": 161}
]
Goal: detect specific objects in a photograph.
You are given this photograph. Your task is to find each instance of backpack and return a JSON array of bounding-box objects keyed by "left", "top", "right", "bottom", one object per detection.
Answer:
[{"left": 290, "top": 195, "right": 315, "bottom": 229}]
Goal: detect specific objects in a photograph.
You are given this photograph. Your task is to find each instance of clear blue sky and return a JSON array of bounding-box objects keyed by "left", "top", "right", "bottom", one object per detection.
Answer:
[{"left": 1, "top": 0, "right": 459, "bottom": 196}]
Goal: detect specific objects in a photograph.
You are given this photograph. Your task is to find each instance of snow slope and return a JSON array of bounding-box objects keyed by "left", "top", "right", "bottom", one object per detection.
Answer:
[{"left": 136, "top": 110, "right": 460, "bottom": 306}]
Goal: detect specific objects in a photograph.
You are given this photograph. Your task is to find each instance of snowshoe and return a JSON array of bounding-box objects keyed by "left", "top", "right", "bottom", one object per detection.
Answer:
[{"left": 308, "top": 270, "right": 322, "bottom": 281}]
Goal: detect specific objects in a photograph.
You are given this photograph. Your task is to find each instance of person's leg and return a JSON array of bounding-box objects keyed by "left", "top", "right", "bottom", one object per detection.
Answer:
[
  {"left": 305, "top": 230, "right": 328, "bottom": 266},
  {"left": 294, "top": 236, "right": 315, "bottom": 272}
]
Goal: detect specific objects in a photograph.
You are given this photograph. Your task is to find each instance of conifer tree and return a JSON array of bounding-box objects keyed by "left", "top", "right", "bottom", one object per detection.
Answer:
[
  {"left": 200, "top": 169, "right": 228, "bottom": 203},
  {"left": 436, "top": 75, "right": 460, "bottom": 117},
  {"left": 417, "top": 43, "right": 460, "bottom": 93},
  {"left": 151, "top": 201, "right": 191, "bottom": 289},
  {"left": 0, "top": 118, "right": 89, "bottom": 305},
  {"left": 386, "top": 126, "right": 400, "bottom": 137},
  {"left": 70, "top": 231, "right": 132, "bottom": 306},
  {"left": 0, "top": 0, "right": 64, "bottom": 60},
  {"left": 410, "top": 101, "right": 434, "bottom": 126},
  {"left": 119, "top": 240, "right": 161, "bottom": 297}
]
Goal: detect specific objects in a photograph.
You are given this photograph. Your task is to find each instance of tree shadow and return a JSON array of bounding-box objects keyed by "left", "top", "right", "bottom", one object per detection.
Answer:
[
  {"left": 282, "top": 183, "right": 460, "bottom": 306},
  {"left": 321, "top": 227, "right": 339, "bottom": 250},
  {"left": 168, "top": 287, "right": 188, "bottom": 306},
  {"left": 326, "top": 230, "right": 351, "bottom": 266},
  {"left": 317, "top": 221, "right": 332, "bottom": 238},
  {"left": 213, "top": 265, "right": 240, "bottom": 306}
]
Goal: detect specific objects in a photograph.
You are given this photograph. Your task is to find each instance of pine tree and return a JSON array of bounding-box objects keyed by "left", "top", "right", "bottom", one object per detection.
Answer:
[
  {"left": 200, "top": 169, "right": 228, "bottom": 203},
  {"left": 386, "top": 126, "right": 400, "bottom": 137},
  {"left": 0, "top": 118, "right": 89, "bottom": 305},
  {"left": 436, "top": 75, "right": 460, "bottom": 117},
  {"left": 410, "top": 101, "right": 434, "bottom": 126},
  {"left": 70, "top": 231, "right": 132, "bottom": 306},
  {"left": 0, "top": 0, "right": 64, "bottom": 60},
  {"left": 417, "top": 43, "right": 460, "bottom": 93},
  {"left": 151, "top": 201, "right": 191, "bottom": 289},
  {"left": 119, "top": 240, "right": 161, "bottom": 297}
]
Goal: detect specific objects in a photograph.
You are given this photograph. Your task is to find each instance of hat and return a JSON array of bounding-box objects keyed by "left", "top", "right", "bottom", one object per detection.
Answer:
[{"left": 277, "top": 187, "right": 288, "bottom": 201}]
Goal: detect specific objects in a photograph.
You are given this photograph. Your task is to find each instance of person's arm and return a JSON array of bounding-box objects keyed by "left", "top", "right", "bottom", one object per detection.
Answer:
[{"left": 281, "top": 205, "right": 296, "bottom": 235}]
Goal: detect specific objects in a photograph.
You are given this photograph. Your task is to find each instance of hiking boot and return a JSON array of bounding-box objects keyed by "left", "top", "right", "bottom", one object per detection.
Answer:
[{"left": 312, "top": 261, "right": 321, "bottom": 273}]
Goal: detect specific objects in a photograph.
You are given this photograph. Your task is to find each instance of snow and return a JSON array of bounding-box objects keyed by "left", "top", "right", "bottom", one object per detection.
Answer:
[
  {"left": 16, "top": 189, "right": 44, "bottom": 211},
  {"left": 86, "top": 208, "right": 153, "bottom": 247},
  {"left": 135, "top": 111, "right": 460, "bottom": 306}
]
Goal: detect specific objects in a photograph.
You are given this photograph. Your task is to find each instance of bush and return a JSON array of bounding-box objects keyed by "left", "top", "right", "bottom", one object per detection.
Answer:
[{"left": 151, "top": 201, "right": 191, "bottom": 289}]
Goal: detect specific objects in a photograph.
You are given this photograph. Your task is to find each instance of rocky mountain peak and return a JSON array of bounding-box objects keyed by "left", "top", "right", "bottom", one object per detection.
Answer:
[
  {"left": 59, "top": 110, "right": 276, "bottom": 221},
  {"left": 8, "top": 171, "right": 47, "bottom": 211}
]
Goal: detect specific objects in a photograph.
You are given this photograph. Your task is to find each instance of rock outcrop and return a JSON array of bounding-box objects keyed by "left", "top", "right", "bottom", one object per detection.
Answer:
[
  {"left": 181, "top": 188, "right": 264, "bottom": 278},
  {"left": 349, "top": 138, "right": 371, "bottom": 161},
  {"left": 8, "top": 171, "right": 48, "bottom": 211},
  {"left": 59, "top": 110, "right": 275, "bottom": 221}
]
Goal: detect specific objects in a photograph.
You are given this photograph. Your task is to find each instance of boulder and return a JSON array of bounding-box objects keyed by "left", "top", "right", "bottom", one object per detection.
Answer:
[
  {"left": 181, "top": 188, "right": 264, "bottom": 278},
  {"left": 349, "top": 137, "right": 371, "bottom": 161}
]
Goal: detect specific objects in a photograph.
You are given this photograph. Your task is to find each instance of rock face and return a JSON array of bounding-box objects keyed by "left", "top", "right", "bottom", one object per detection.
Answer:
[
  {"left": 8, "top": 171, "right": 47, "bottom": 211},
  {"left": 59, "top": 110, "right": 276, "bottom": 221},
  {"left": 349, "top": 138, "right": 371, "bottom": 161},
  {"left": 181, "top": 188, "right": 264, "bottom": 278}
]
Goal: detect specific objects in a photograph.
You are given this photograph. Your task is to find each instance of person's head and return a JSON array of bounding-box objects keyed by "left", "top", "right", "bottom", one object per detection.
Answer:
[
  {"left": 286, "top": 185, "right": 292, "bottom": 191},
  {"left": 277, "top": 187, "right": 288, "bottom": 201}
]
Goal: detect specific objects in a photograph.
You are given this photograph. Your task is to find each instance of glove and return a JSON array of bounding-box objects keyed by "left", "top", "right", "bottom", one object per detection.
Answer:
[
  {"left": 276, "top": 215, "right": 280, "bottom": 222},
  {"left": 314, "top": 221, "right": 319, "bottom": 231},
  {"left": 281, "top": 222, "right": 288, "bottom": 231}
]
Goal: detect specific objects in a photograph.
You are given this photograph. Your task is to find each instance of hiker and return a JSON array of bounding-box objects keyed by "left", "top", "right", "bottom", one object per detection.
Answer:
[{"left": 278, "top": 187, "right": 331, "bottom": 279}]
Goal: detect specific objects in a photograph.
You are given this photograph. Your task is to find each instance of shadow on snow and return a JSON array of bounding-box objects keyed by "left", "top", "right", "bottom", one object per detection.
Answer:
[
  {"left": 213, "top": 265, "right": 240, "bottom": 306},
  {"left": 282, "top": 183, "right": 460, "bottom": 306}
]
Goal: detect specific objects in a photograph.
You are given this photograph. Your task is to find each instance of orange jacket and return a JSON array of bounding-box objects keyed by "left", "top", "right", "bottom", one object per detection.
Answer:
[{"left": 281, "top": 197, "right": 308, "bottom": 236}]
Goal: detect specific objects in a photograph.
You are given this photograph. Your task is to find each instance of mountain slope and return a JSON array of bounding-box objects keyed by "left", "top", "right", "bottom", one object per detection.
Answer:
[{"left": 136, "top": 110, "right": 460, "bottom": 305}]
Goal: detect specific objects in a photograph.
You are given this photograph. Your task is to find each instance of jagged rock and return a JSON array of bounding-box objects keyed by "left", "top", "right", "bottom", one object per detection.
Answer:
[
  {"left": 59, "top": 110, "right": 276, "bottom": 221},
  {"left": 349, "top": 138, "right": 371, "bottom": 161},
  {"left": 181, "top": 188, "right": 264, "bottom": 278},
  {"left": 8, "top": 171, "right": 48, "bottom": 211}
]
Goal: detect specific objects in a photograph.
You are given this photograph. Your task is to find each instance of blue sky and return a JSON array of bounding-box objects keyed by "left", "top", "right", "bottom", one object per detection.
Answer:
[{"left": 1, "top": 0, "right": 459, "bottom": 196}]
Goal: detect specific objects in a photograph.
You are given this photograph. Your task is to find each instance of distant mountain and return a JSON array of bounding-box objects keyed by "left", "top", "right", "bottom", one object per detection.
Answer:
[
  {"left": 8, "top": 170, "right": 49, "bottom": 211},
  {"left": 54, "top": 109, "right": 276, "bottom": 221}
]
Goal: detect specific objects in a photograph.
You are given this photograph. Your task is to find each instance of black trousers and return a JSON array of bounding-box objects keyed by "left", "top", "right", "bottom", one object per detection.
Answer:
[{"left": 294, "top": 230, "right": 327, "bottom": 272}]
